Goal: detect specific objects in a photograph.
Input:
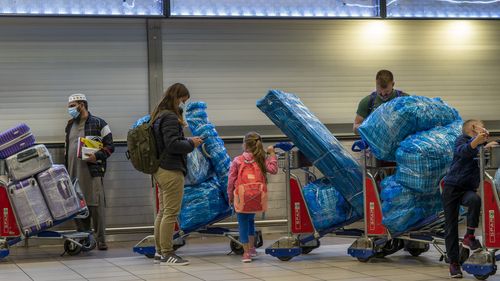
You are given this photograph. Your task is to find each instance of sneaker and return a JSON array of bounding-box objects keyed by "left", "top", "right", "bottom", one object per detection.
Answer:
[
  {"left": 449, "top": 263, "right": 463, "bottom": 278},
  {"left": 249, "top": 247, "right": 258, "bottom": 258},
  {"left": 463, "top": 234, "right": 482, "bottom": 252},
  {"left": 160, "top": 253, "right": 190, "bottom": 266},
  {"left": 153, "top": 252, "right": 161, "bottom": 264},
  {"left": 241, "top": 252, "right": 252, "bottom": 263}
]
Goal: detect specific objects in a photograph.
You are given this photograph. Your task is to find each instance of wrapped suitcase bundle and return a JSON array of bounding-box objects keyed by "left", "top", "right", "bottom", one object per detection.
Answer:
[
  {"left": 8, "top": 178, "right": 53, "bottom": 235},
  {"left": 303, "top": 178, "right": 359, "bottom": 231},
  {"left": 358, "top": 96, "right": 460, "bottom": 161},
  {"left": 359, "top": 96, "right": 462, "bottom": 233},
  {"left": 179, "top": 177, "right": 231, "bottom": 232},
  {"left": 185, "top": 147, "right": 213, "bottom": 186},
  {"left": 185, "top": 102, "right": 231, "bottom": 200},
  {"left": 37, "top": 165, "right": 81, "bottom": 220},
  {"left": 257, "top": 90, "right": 363, "bottom": 216}
]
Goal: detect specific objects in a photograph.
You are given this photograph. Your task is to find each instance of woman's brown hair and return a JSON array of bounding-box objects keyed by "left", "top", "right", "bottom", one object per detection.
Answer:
[
  {"left": 151, "top": 83, "right": 190, "bottom": 125},
  {"left": 244, "top": 132, "right": 267, "bottom": 178}
]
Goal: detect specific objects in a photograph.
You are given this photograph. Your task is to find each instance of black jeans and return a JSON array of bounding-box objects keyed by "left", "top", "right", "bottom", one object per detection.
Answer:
[{"left": 442, "top": 184, "right": 481, "bottom": 263}]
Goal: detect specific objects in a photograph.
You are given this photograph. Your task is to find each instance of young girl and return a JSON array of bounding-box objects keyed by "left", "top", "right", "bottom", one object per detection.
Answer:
[{"left": 227, "top": 132, "right": 278, "bottom": 262}]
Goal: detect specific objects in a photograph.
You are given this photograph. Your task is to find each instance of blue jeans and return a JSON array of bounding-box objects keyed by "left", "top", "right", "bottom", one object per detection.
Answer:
[{"left": 237, "top": 213, "right": 255, "bottom": 244}]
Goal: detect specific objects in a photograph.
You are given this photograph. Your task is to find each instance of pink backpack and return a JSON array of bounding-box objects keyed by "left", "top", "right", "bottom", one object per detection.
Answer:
[{"left": 233, "top": 156, "right": 268, "bottom": 213}]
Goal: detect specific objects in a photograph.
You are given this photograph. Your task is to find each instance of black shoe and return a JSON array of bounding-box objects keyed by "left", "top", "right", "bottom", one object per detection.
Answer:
[
  {"left": 160, "top": 253, "right": 190, "bottom": 266},
  {"left": 449, "top": 263, "right": 463, "bottom": 278},
  {"left": 153, "top": 252, "right": 161, "bottom": 264},
  {"left": 97, "top": 242, "right": 108, "bottom": 251},
  {"left": 463, "top": 234, "right": 482, "bottom": 253}
]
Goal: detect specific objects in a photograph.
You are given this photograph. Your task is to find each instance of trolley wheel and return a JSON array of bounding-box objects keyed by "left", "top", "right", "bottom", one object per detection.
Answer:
[
  {"left": 145, "top": 253, "right": 155, "bottom": 259},
  {"left": 230, "top": 240, "right": 244, "bottom": 255},
  {"left": 473, "top": 274, "right": 490, "bottom": 280},
  {"left": 378, "top": 239, "right": 404, "bottom": 258},
  {"left": 64, "top": 240, "right": 82, "bottom": 256},
  {"left": 407, "top": 243, "right": 430, "bottom": 257},
  {"left": 173, "top": 237, "right": 186, "bottom": 251},
  {"left": 278, "top": 256, "right": 293, "bottom": 261},
  {"left": 301, "top": 239, "right": 320, "bottom": 255},
  {"left": 357, "top": 257, "right": 371, "bottom": 263},
  {"left": 81, "top": 236, "right": 97, "bottom": 252},
  {"left": 459, "top": 246, "right": 470, "bottom": 265}
]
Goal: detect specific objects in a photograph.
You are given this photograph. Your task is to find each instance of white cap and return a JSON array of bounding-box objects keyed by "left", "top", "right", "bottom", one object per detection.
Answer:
[{"left": 68, "top": 93, "right": 87, "bottom": 103}]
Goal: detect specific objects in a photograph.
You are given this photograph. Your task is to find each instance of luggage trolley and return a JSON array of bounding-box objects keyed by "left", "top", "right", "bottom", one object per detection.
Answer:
[
  {"left": 132, "top": 183, "right": 263, "bottom": 258},
  {"left": 265, "top": 142, "right": 363, "bottom": 261},
  {"left": 462, "top": 146, "right": 500, "bottom": 280},
  {"left": 0, "top": 179, "right": 96, "bottom": 259},
  {"left": 348, "top": 140, "right": 468, "bottom": 263}
]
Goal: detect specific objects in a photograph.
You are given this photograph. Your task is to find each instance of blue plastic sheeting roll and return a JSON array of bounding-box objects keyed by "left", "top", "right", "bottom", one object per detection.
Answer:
[
  {"left": 186, "top": 102, "right": 231, "bottom": 201},
  {"left": 257, "top": 90, "right": 363, "bottom": 216},
  {"left": 358, "top": 96, "right": 460, "bottom": 161},
  {"left": 395, "top": 120, "right": 462, "bottom": 193},
  {"left": 179, "top": 177, "right": 231, "bottom": 231},
  {"left": 380, "top": 176, "right": 442, "bottom": 233},
  {"left": 303, "top": 178, "right": 358, "bottom": 231},
  {"left": 185, "top": 147, "right": 213, "bottom": 186}
]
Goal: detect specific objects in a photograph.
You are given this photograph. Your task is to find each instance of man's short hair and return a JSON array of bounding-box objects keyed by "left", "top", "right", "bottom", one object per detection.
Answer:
[
  {"left": 376, "top": 70, "right": 394, "bottom": 89},
  {"left": 462, "top": 119, "right": 484, "bottom": 134}
]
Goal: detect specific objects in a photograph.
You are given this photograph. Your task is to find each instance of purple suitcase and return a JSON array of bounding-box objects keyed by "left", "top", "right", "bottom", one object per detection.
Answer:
[
  {"left": 0, "top": 123, "right": 36, "bottom": 159},
  {"left": 8, "top": 178, "right": 53, "bottom": 236},
  {"left": 36, "top": 165, "right": 80, "bottom": 220}
]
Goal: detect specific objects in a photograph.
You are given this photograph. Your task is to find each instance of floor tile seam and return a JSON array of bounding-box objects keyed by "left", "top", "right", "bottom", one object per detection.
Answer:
[
  {"left": 272, "top": 261, "right": 374, "bottom": 280},
  {"left": 196, "top": 255, "right": 266, "bottom": 281},
  {"left": 103, "top": 259, "right": 147, "bottom": 281},
  {"left": 13, "top": 261, "right": 35, "bottom": 281}
]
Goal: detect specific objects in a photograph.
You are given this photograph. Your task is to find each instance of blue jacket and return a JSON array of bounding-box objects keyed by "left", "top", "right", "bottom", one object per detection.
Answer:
[{"left": 443, "top": 134, "right": 482, "bottom": 190}]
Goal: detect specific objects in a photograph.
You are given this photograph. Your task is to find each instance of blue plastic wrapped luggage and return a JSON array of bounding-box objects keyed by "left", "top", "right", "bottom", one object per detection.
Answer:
[
  {"left": 132, "top": 115, "right": 151, "bottom": 129},
  {"left": 257, "top": 90, "right": 363, "bottom": 216},
  {"left": 303, "top": 178, "right": 358, "bottom": 231},
  {"left": 380, "top": 176, "right": 442, "bottom": 233},
  {"left": 358, "top": 96, "right": 460, "bottom": 161},
  {"left": 395, "top": 120, "right": 462, "bottom": 193},
  {"left": 185, "top": 147, "right": 213, "bottom": 186},
  {"left": 186, "top": 102, "right": 231, "bottom": 200},
  {"left": 179, "top": 177, "right": 231, "bottom": 232}
]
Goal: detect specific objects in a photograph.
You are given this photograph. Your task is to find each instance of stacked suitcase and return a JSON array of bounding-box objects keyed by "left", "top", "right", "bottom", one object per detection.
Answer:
[{"left": 0, "top": 123, "right": 83, "bottom": 236}]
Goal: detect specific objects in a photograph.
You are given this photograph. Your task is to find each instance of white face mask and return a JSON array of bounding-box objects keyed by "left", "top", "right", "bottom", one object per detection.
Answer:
[{"left": 179, "top": 101, "right": 186, "bottom": 111}]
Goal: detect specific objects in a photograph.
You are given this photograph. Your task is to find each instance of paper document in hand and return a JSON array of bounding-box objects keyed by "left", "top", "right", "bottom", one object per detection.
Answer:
[{"left": 77, "top": 136, "right": 103, "bottom": 159}]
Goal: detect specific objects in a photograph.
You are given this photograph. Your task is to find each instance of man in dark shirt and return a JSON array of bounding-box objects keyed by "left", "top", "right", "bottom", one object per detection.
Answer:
[
  {"left": 442, "top": 119, "right": 498, "bottom": 278},
  {"left": 353, "top": 70, "right": 409, "bottom": 134}
]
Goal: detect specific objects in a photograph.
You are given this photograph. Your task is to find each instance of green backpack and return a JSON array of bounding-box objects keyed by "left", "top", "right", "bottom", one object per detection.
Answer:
[{"left": 126, "top": 116, "right": 161, "bottom": 175}]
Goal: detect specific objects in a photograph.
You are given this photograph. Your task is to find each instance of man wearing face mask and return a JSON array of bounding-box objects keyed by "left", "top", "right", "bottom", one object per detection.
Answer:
[
  {"left": 353, "top": 70, "right": 409, "bottom": 134},
  {"left": 64, "top": 93, "right": 114, "bottom": 250}
]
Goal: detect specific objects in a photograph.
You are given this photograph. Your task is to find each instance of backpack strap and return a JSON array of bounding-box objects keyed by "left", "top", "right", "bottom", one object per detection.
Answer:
[{"left": 368, "top": 91, "right": 377, "bottom": 115}]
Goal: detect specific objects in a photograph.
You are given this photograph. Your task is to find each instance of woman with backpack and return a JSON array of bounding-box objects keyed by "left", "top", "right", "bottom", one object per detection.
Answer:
[
  {"left": 151, "top": 83, "right": 203, "bottom": 266},
  {"left": 227, "top": 132, "right": 278, "bottom": 263}
]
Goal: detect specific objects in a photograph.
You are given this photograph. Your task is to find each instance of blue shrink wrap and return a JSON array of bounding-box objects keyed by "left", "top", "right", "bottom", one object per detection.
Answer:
[
  {"left": 257, "top": 90, "right": 363, "bottom": 216},
  {"left": 179, "top": 177, "right": 231, "bottom": 232},
  {"left": 303, "top": 178, "right": 359, "bottom": 231},
  {"left": 395, "top": 120, "right": 462, "bottom": 193},
  {"left": 186, "top": 102, "right": 231, "bottom": 200},
  {"left": 185, "top": 147, "right": 213, "bottom": 186},
  {"left": 358, "top": 96, "right": 460, "bottom": 161}
]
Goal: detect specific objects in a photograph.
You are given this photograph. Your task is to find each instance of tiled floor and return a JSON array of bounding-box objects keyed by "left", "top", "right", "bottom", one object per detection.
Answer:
[{"left": 1, "top": 234, "right": 499, "bottom": 281}]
